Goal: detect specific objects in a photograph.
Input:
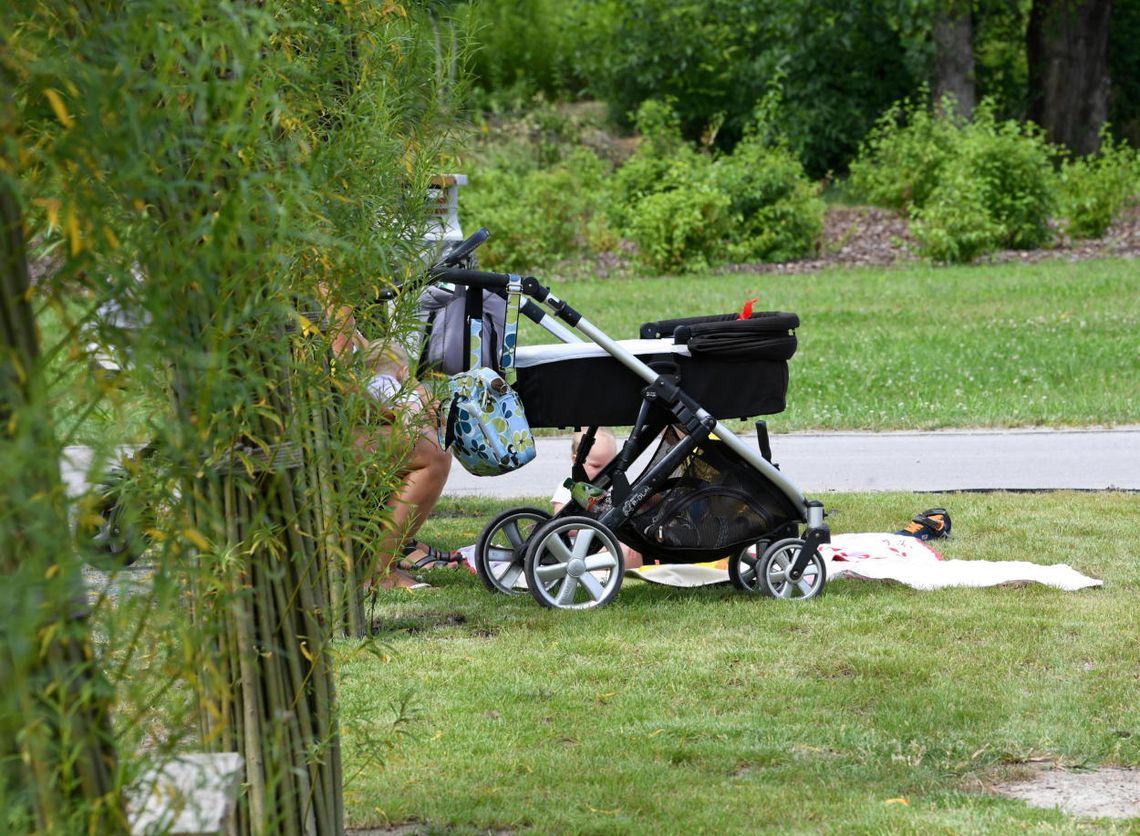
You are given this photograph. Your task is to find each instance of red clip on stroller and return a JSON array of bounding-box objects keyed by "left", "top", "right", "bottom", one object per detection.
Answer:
[{"left": 429, "top": 232, "right": 831, "bottom": 610}]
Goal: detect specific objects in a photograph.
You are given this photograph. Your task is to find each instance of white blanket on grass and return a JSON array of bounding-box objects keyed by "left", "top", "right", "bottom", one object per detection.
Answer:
[{"left": 629, "top": 533, "right": 1103, "bottom": 591}]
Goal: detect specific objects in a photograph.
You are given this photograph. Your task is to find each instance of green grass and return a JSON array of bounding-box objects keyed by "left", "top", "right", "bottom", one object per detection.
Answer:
[
  {"left": 47, "top": 257, "right": 1139, "bottom": 443},
  {"left": 337, "top": 491, "right": 1140, "bottom": 833},
  {"left": 521, "top": 257, "right": 1140, "bottom": 430}
]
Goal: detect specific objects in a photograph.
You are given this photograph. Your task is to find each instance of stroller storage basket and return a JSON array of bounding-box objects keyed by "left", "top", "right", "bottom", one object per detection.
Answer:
[
  {"left": 619, "top": 428, "right": 801, "bottom": 563},
  {"left": 514, "top": 338, "right": 790, "bottom": 428}
]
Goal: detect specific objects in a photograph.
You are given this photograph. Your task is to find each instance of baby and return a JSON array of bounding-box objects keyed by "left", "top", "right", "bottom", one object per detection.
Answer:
[
  {"left": 551, "top": 427, "right": 644, "bottom": 569},
  {"left": 550, "top": 428, "right": 619, "bottom": 512}
]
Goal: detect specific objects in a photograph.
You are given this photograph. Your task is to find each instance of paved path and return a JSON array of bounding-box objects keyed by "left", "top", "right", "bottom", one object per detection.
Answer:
[
  {"left": 441, "top": 426, "right": 1140, "bottom": 498},
  {"left": 62, "top": 427, "right": 1140, "bottom": 504}
]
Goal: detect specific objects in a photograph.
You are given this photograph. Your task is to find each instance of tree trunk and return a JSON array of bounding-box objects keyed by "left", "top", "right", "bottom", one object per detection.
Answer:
[
  {"left": 933, "top": 2, "right": 976, "bottom": 119},
  {"left": 1027, "top": 0, "right": 1113, "bottom": 154}
]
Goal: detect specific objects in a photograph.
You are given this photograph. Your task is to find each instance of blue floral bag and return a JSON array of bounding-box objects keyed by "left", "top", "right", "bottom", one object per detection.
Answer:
[{"left": 439, "top": 367, "right": 536, "bottom": 476}]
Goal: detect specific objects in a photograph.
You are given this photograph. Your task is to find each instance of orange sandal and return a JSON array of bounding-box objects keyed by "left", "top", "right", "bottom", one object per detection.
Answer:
[{"left": 896, "top": 508, "right": 952, "bottom": 541}]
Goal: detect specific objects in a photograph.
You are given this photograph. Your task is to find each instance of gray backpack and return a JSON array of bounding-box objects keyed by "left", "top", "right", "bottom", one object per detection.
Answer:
[{"left": 416, "top": 283, "right": 508, "bottom": 375}]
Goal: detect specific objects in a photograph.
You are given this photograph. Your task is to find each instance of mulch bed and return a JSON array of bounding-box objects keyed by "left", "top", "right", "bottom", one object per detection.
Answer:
[
  {"left": 727, "top": 202, "right": 1140, "bottom": 275},
  {"left": 578, "top": 202, "right": 1140, "bottom": 279}
]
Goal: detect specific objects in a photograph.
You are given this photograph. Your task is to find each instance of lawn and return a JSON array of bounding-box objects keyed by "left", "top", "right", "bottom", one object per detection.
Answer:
[
  {"left": 50, "top": 256, "right": 1140, "bottom": 445},
  {"left": 338, "top": 491, "right": 1139, "bottom": 833},
  {"left": 518, "top": 257, "right": 1140, "bottom": 430}
]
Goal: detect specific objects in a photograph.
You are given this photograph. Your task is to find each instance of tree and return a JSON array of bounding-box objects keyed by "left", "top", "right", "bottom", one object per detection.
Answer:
[
  {"left": 1027, "top": 0, "right": 1113, "bottom": 154},
  {"left": 576, "top": 0, "right": 921, "bottom": 177},
  {"left": 934, "top": 1, "right": 977, "bottom": 117},
  {"left": 1107, "top": 0, "right": 1140, "bottom": 143}
]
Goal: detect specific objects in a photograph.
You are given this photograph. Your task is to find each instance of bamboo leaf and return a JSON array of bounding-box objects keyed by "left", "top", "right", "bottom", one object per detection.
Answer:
[
  {"left": 183, "top": 528, "right": 211, "bottom": 550},
  {"left": 43, "top": 89, "right": 74, "bottom": 128}
]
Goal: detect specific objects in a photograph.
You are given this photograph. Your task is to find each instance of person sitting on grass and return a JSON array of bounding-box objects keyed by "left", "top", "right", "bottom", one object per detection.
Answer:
[
  {"left": 318, "top": 278, "right": 461, "bottom": 589},
  {"left": 551, "top": 427, "right": 644, "bottom": 569},
  {"left": 348, "top": 339, "right": 453, "bottom": 589}
]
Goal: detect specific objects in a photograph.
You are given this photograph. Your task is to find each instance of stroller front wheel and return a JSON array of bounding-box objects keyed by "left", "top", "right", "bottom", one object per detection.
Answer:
[
  {"left": 759, "top": 538, "right": 827, "bottom": 600},
  {"left": 524, "top": 516, "right": 624, "bottom": 610}
]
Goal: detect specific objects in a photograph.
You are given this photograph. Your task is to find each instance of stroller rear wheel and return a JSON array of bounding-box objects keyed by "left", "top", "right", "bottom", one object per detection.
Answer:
[
  {"left": 524, "top": 516, "right": 624, "bottom": 609},
  {"left": 728, "top": 542, "right": 764, "bottom": 593},
  {"left": 475, "top": 506, "right": 550, "bottom": 595},
  {"left": 730, "top": 537, "right": 826, "bottom": 600}
]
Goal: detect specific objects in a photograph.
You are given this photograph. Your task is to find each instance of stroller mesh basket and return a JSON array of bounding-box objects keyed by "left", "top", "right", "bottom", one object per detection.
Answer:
[{"left": 620, "top": 428, "right": 800, "bottom": 564}]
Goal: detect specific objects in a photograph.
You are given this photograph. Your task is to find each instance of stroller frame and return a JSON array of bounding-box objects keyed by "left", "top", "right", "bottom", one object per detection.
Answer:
[{"left": 434, "top": 263, "right": 831, "bottom": 610}]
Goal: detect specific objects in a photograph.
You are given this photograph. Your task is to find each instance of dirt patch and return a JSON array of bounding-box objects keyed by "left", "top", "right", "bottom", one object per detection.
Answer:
[
  {"left": 371, "top": 611, "right": 468, "bottom": 636},
  {"left": 992, "top": 767, "right": 1140, "bottom": 820}
]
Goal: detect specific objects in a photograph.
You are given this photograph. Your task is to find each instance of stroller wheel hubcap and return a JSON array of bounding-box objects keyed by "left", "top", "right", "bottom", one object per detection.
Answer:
[{"left": 524, "top": 516, "right": 625, "bottom": 609}]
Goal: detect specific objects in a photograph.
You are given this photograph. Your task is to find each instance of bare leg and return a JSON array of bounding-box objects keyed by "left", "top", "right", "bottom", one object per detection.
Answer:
[
  {"left": 360, "top": 386, "right": 452, "bottom": 589},
  {"left": 372, "top": 427, "right": 452, "bottom": 588}
]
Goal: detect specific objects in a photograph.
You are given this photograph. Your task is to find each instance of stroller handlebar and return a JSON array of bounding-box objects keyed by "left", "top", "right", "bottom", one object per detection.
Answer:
[
  {"left": 430, "top": 267, "right": 511, "bottom": 288},
  {"left": 433, "top": 226, "right": 490, "bottom": 269},
  {"left": 374, "top": 227, "right": 495, "bottom": 303},
  {"left": 430, "top": 267, "right": 550, "bottom": 301}
]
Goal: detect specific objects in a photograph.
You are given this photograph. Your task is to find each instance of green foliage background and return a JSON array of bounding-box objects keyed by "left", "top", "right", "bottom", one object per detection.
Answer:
[
  {"left": 451, "top": 0, "right": 1139, "bottom": 271},
  {"left": 4, "top": 0, "right": 463, "bottom": 830},
  {"left": 454, "top": 0, "right": 1106, "bottom": 179}
]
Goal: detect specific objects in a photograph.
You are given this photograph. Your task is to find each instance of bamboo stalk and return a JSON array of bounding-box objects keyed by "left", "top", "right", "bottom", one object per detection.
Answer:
[
  {"left": 277, "top": 476, "right": 341, "bottom": 833},
  {"left": 1, "top": 179, "right": 124, "bottom": 832},
  {"left": 261, "top": 552, "right": 309, "bottom": 835},
  {"left": 233, "top": 569, "right": 268, "bottom": 832}
]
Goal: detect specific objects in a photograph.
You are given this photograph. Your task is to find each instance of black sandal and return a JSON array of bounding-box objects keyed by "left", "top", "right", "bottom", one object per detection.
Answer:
[{"left": 400, "top": 540, "right": 465, "bottom": 570}]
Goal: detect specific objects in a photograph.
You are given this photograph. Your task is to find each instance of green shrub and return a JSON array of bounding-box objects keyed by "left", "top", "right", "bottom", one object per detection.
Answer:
[
  {"left": 954, "top": 111, "right": 1055, "bottom": 250},
  {"left": 632, "top": 98, "right": 688, "bottom": 157},
  {"left": 467, "top": 99, "right": 822, "bottom": 274},
  {"left": 910, "top": 171, "right": 1004, "bottom": 263},
  {"left": 604, "top": 100, "right": 699, "bottom": 227},
  {"left": 852, "top": 99, "right": 1056, "bottom": 262},
  {"left": 607, "top": 144, "right": 709, "bottom": 232},
  {"left": 627, "top": 185, "right": 731, "bottom": 273},
  {"left": 847, "top": 96, "right": 962, "bottom": 212},
  {"left": 714, "top": 136, "right": 823, "bottom": 262},
  {"left": 608, "top": 101, "right": 823, "bottom": 271},
  {"left": 1057, "top": 134, "right": 1140, "bottom": 239},
  {"left": 463, "top": 147, "right": 614, "bottom": 270}
]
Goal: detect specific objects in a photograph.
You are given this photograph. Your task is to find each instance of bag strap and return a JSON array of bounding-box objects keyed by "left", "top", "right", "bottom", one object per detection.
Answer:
[
  {"left": 442, "top": 391, "right": 460, "bottom": 450},
  {"left": 416, "top": 306, "right": 437, "bottom": 373},
  {"left": 464, "top": 286, "right": 483, "bottom": 372},
  {"left": 500, "top": 274, "right": 523, "bottom": 381}
]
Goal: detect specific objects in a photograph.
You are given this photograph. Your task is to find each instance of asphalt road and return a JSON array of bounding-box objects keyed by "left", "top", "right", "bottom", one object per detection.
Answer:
[
  {"left": 61, "top": 426, "right": 1140, "bottom": 502},
  {"left": 440, "top": 426, "right": 1140, "bottom": 498}
]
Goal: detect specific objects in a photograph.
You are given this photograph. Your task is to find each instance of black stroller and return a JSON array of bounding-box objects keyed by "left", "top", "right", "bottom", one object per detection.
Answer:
[{"left": 430, "top": 234, "right": 831, "bottom": 611}]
